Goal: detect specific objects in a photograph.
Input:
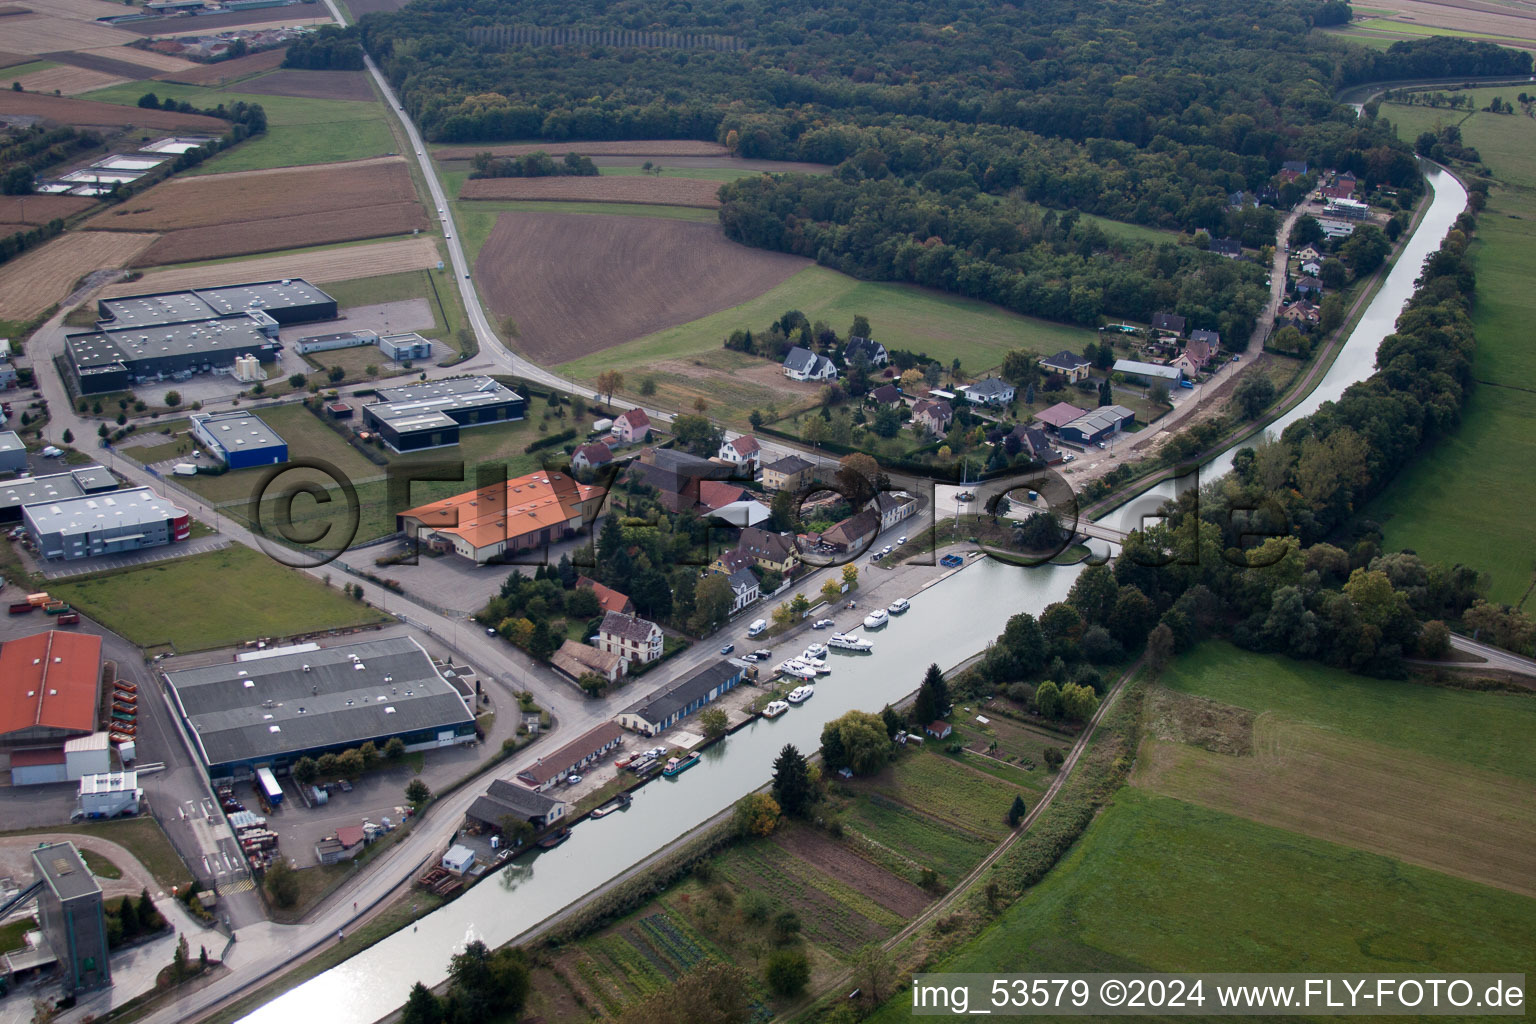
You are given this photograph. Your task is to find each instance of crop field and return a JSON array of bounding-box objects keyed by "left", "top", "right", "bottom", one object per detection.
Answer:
[
  {"left": 84, "top": 45, "right": 196, "bottom": 74},
  {"left": 546, "top": 910, "right": 727, "bottom": 1019},
  {"left": 0, "top": 88, "right": 225, "bottom": 129},
  {"left": 474, "top": 210, "right": 807, "bottom": 364},
  {"left": 460, "top": 175, "right": 724, "bottom": 207},
  {"left": 592, "top": 154, "right": 831, "bottom": 175},
  {"left": 435, "top": 138, "right": 728, "bottom": 160},
  {"left": 952, "top": 713, "right": 1067, "bottom": 781},
  {"left": 0, "top": 13, "right": 139, "bottom": 54},
  {"left": 0, "top": 52, "right": 30, "bottom": 71},
  {"left": 1340, "top": 0, "right": 1536, "bottom": 44},
  {"left": 51, "top": 544, "right": 388, "bottom": 651},
  {"left": 1369, "top": 94, "right": 1536, "bottom": 603},
  {"left": 560, "top": 264, "right": 1096, "bottom": 381},
  {"left": 867, "top": 789, "right": 1536, "bottom": 1024},
  {"left": 714, "top": 844, "right": 894, "bottom": 953},
  {"left": 22, "top": 0, "right": 130, "bottom": 20},
  {"left": 861, "top": 747, "right": 1022, "bottom": 842},
  {"left": 768, "top": 824, "right": 931, "bottom": 917},
  {"left": 15, "top": 63, "right": 126, "bottom": 94},
  {"left": 1134, "top": 715, "right": 1536, "bottom": 897},
  {"left": 134, "top": 203, "right": 426, "bottom": 265},
  {"left": 1158, "top": 642, "right": 1536, "bottom": 781},
  {"left": 0, "top": 194, "right": 94, "bottom": 224},
  {"left": 98, "top": 236, "right": 442, "bottom": 294},
  {"left": 117, "top": 9, "right": 335, "bottom": 34},
  {"left": 237, "top": 69, "right": 377, "bottom": 103},
  {"left": 158, "top": 47, "right": 286, "bottom": 85},
  {"left": 0, "top": 230, "right": 156, "bottom": 320},
  {"left": 49, "top": 49, "right": 159, "bottom": 78}
]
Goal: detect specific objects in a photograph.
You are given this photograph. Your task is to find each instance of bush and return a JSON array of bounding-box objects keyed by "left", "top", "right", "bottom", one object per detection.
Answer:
[
  {"left": 1042, "top": 746, "right": 1065, "bottom": 771},
  {"left": 764, "top": 948, "right": 810, "bottom": 997},
  {"left": 264, "top": 860, "right": 299, "bottom": 908},
  {"left": 405, "top": 777, "right": 431, "bottom": 806}
]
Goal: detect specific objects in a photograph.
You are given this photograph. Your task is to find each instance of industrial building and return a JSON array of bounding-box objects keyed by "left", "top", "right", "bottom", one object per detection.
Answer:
[
  {"left": 77, "top": 770, "right": 143, "bottom": 818},
  {"left": 32, "top": 842, "right": 111, "bottom": 994},
  {"left": 66, "top": 312, "right": 281, "bottom": 395},
  {"left": 467, "top": 778, "right": 567, "bottom": 831},
  {"left": 378, "top": 332, "right": 433, "bottom": 362},
  {"left": 514, "top": 722, "right": 623, "bottom": 791},
  {"left": 0, "top": 465, "right": 117, "bottom": 524},
  {"left": 1059, "top": 405, "right": 1136, "bottom": 444},
  {"left": 1112, "top": 358, "right": 1183, "bottom": 382},
  {"left": 0, "top": 631, "right": 104, "bottom": 774},
  {"left": 293, "top": 329, "right": 378, "bottom": 356},
  {"left": 190, "top": 411, "right": 288, "bottom": 468},
  {"left": 398, "top": 470, "right": 604, "bottom": 564},
  {"left": 23, "top": 486, "right": 189, "bottom": 561},
  {"left": 162, "top": 636, "right": 477, "bottom": 779},
  {"left": 0, "top": 429, "right": 25, "bottom": 474},
  {"left": 97, "top": 279, "right": 335, "bottom": 328},
  {"left": 615, "top": 660, "right": 746, "bottom": 736},
  {"left": 362, "top": 376, "right": 525, "bottom": 453}
]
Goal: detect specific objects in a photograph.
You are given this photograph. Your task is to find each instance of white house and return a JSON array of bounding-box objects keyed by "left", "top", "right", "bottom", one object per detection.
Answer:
[
  {"left": 612, "top": 409, "right": 652, "bottom": 444},
  {"left": 594, "top": 611, "right": 663, "bottom": 665},
  {"left": 717, "top": 435, "right": 761, "bottom": 473},
  {"left": 876, "top": 491, "right": 918, "bottom": 530},
  {"left": 726, "top": 568, "right": 761, "bottom": 612},
  {"left": 962, "top": 377, "right": 1015, "bottom": 407},
  {"left": 782, "top": 346, "right": 838, "bottom": 382},
  {"left": 843, "top": 336, "right": 889, "bottom": 368}
]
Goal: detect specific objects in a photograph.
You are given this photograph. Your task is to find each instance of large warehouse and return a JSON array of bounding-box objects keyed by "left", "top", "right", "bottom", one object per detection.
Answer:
[
  {"left": 362, "top": 376, "right": 525, "bottom": 453},
  {"left": 190, "top": 410, "right": 288, "bottom": 468},
  {"left": 162, "top": 636, "right": 477, "bottom": 779},
  {"left": 97, "top": 279, "right": 336, "bottom": 328},
  {"left": 0, "top": 630, "right": 103, "bottom": 783},
  {"left": 23, "top": 486, "right": 189, "bottom": 561},
  {"left": 0, "top": 429, "right": 25, "bottom": 474},
  {"left": 398, "top": 470, "right": 604, "bottom": 564},
  {"left": 0, "top": 465, "right": 117, "bottom": 524}
]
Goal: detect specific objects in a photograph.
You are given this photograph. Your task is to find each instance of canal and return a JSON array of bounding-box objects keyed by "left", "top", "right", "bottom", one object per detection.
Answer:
[
  {"left": 240, "top": 557, "right": 1085, "bottom": 1024},
  {"left": 1098, "top": 163, "right": 1469, "bottom": 534}
]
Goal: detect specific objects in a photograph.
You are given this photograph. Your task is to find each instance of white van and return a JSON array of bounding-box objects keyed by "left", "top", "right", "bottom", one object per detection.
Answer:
[
  {"left": 173, "top": 463, "right": 198, "bottom": 476},
  {"left": 746, "top": 619, "right": 767, "bottom": 638}
]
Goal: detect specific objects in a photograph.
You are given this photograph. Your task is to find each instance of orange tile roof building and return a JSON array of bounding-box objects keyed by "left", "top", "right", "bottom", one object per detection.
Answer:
[
  {"left": 0, "top": 630, "right": 103, "bottom": 749},
  {"left": 397, "top": 471, "right": 605, "bottom": 564}
]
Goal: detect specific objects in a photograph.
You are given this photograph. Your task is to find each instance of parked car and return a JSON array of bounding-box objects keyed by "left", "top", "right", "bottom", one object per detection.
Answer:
[
  {"left": 880, "top": 545, "right": 892, "bottom": 555},
  {"left": 486, "top": 626, "right": 497, "bottom": 635},
  {"left": 896, "top": 536, "right": 906, "bottom": 546},
  {"left": 566, "top": 775, "right": 583, "bottom": 785},
  {"left": 1096, "top": 441, "right": 1106, "bottom": 449},
  {"left": 812, "top": 618, "right": 835, "bottom": 630},
  {"left": 720, "top": 643, "right": 735, "bottom": 655}
]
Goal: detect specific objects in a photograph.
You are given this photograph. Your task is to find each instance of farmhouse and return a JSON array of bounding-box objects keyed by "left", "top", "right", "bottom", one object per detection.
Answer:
[
  {"left": 0, "top": 631, "right": 103, "bottom": 779},
  {"left": 162, "top": 636, "right": 476, "bottom": 779},
  {"left": 24, "top": 486, "right": 189, "bottom": 561},
  {"left": 466, "top": 778, "right": 567, "bottom": 831},
  {"left": 362, "top": 376, "right": 525, "bottom": 453},
  {"left": 1039, "top": 350, "right": 1091, "bottom": 383},
  {"left": 614, "top": 660, "right": 746, "bottom": 736},
  {"left": 819, "top": 508, "right": 879, "bottom": 553},
  {"left": 398, "top": 470, "right": 604, "bottom": 564},
  {"left": 595, "top": 611, "right": 664, "bottom": 665},
  {"left": 515, "top": 721, "right": 623, "bottom": 790},
  {"left": 0, "top": 466, "right": 116, "bottom": 524},
  {"left": 1113, "top": 358, "right": 1183, "bottom": 382},
  {"left": 1060, "top": 405, "right": 1135, "bottom": 444},
  {"left": 190, "top": 411, "right": 287, "bottom": 468},
  {"left": 782, "top": 346, "right": 837, "bottom": 382},
  {"left": 551, "top": 640, "right": 626, "bottom": 685}
]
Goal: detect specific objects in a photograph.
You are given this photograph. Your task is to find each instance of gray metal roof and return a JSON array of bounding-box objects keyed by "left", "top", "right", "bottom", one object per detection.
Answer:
[
  {"left": 32, "top": 842, "right": 100, "bottom": 903},
  {"left": 467, "top": 778, "right": 566, "bottom": 824},
  {"left": 192, "top": 411, "right": 286, "bottom": 454},
  {"left": 965, "top": 377, "right": 1014, "bottom": 398},
  {"left": 99, "top": 279, "right": 331, "bottom": 327},
  {"left": 619, "top": 660, "right": 742, "bottom": 727},
  {"left": 68, "top": 313, "right": 276, "bottom": 371},
  {"left": 0, "top": 430, "right": 22, "bottom": 455},
  {"left": 23, "top": 486, "right": 182, "bottom": 539},
  {"left": 0, "top": 466, "right": 115, "bottom": 514},
  {"left": 163, "top": 635, "right": 474, "bottom": 769},
  {"left": 367, "top": 376, "right": 521, "bottom": 426}
]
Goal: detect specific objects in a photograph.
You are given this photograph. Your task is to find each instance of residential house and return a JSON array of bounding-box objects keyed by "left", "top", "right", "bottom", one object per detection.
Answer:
[
  {"left": 629, "top": 447, "right": 718, "bottom": 513},
  {"left": 1188, "top": 328, "right": 1219, "bottom": 351},
  {"left": 736, "top": 526, "right": 800, "bottom": 574},
  {"left": 1008, "top": 425, "right": 1062, "bottom": 464},
  {"left": 1039, "top": 350, "right": 1091, "bottom": 384},
  {"left": 612, "top": 409, "right": 652, "bottom": 444},
  {"left": 963, "top": 377, "right": 1015, "bottom": 407},
  {"left": 1295, "top": 276, "right": 1324, "bottom": 297},
  {"left": 761, "top": 454, "right": 815, "bottom": 493},
  {"left": 1183, "top": 336, "right": 1217, "bottom": 370},
  {"left": 843, "top": 336, "right": 889, "bottom": 368},
  {"left": 1300, "top": 259, "right": 1322, "bottom": 277},
  {"left": 1151, "top": 312, "right": 1187, "bottom": 336},
  {"left": 1317, "top": 218, "right": 1355, "bottom": 239},
  {"left": 570, "top": 442, "right": 613, "bottom": 473},
  {"left": 1281, "top": 159, "right": 1308, "bottom": 175},
  {"left": 466, "top": 778, "right": 567, "bottom": 832},
  {"left": 716, "top": 435, "right": 761, "bottom": 474},
  {"left": 1209, "top": 237, "right": 1243, "bottom": 258},
  {"left": 1295, "top": 245, "right": 1322, "bottom": 263},
  {"left": 726, "top": 568, "right": 761, "bottom": 612},
  {"left": 697, "top": 480, "right": 753, "bottom": 515},
  {"left": 615, "top": 660, "right": 746, "bottom": 736},
  {"left": 911, "top": 398, "right": 953, "bottom": 436},
  {"left": 925, "top": 721, "right": 953, "bottom": 740},
  {"left": 1034, "top": 401, "right": 1089, "bottom": 431},
  {"left": 1278, "top": 301, "right": 1321, "bottom": 330},
  {"left": 782, "top": 346, "right": 838, "bottom": 382},
  {"left": 876, "top": 491, "right": 918, "bottom": 531},
  {"left": 1171, "top": 352, "right": 1202, "bottom": 378},
  {"left": 576, "top": 576, "right": 634, "bottom": 615},
  {"left": 867, "top": 383, "right": 903, "bottom": 407},
  {"left": 595, "top": 611, "right": 663, "bottom": 665},
  {"left": 551, "top": 639, "right": 627, "bottom": 685},
  {"left": 1320, "top": 183, "right": 1355, "bottom": 202},
  {"left": 515, "top": 722, "right": 624, "bottom": 791},
  {"left": 711, "top": 548, "right": 758, "bottom": 576},
  {"left": 819, "top": 508, "right": 880, "bottom": 553}
]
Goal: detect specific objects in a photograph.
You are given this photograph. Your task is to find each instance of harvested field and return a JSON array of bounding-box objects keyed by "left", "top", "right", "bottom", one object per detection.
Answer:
[
  {"left": 460, "top": 175, "right": 723, "bottom": 208},
  {"left": 769, "top": 826, "right": 930, "bottom": 917},
  {"left": 1133, "top": 716, "right": 1536, "bottom": 898},
  {"left": 15, "top": 64, "right": 126, "bottom": 94},
  {"left": 1358, "top": 0, "right": 1536, "bottom": 43},
  {"left": 134, "top": 202, "right": 427, "bottom": 265},
  {"left": 593, "top": 154, "right": 830, "bottom": 174},
  {"left": 82, "top": 45, "right": 196, "bottom": 74},
  {"left": 118, "top": 10, "right": 333, "bottom": 34},
  {"left": 45, "top": 49, "right": 158, "bottom": 79},
  {"left": 475, "top": 210, "right": 806, "bottom": 363},
  {"left": 0, "top": 230, "right": 156, "bottom": 320},
  {"left": 0, "top": 193, "right": 94, "bottom": 223},
  {"left": 1, "top": 13, "right": 139, "bottom": 53},
  {"left": 0, "top": 51, "right": 35, "bottom": 70},
  {"left": 99, "top": 236, "right": 440, "bottom": 295},
  {"left": 0, "top": 89, "right": 225, "bottom": 129},
  {"left": 23, "top": 0, "right": 131, "bottom": 20},
  {"left": 90, "top": 158, "right": 416, "bottom": 230},
  {"left": 156, "top": 47, "right": 284, "bottom": 84},
  {"left": 236, "top": 68, "right": 374, "bottom": 102},
  {"left": 436, "top": 139, "right": 727, "bottom": 161}
]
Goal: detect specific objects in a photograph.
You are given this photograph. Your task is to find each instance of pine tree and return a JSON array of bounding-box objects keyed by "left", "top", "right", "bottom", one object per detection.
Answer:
[
  {"left": 1008, "top": 794, "right": 1028, "bottom": 827},
  {"left": 771, "top": 744, "right": 812, "bottom": 816},
  {"left": 912, "top": 663, "right": 949, "bottom": 724}
]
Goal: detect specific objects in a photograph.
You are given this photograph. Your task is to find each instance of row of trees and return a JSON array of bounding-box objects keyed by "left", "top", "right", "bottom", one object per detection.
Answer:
[
  {"left": 469, "top": 149, "right": 599, "bottom": 178},
  {"left": 401, "top": 941, "right": 530, "bottom": 1024},
  {"left": 291, "top": 737, "right": 405, "bottom": 786}
]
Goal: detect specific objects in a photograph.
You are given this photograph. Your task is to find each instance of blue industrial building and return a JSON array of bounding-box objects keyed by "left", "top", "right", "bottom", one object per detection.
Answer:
[{"left": 190, "top": 410, "right": 287, "bottom": 468}]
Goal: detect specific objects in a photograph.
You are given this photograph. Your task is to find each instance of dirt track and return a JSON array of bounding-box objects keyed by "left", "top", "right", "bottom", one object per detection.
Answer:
[
  {"left": 474, "top": 210, "right": 807, "bottom": 364},
  {"left": 460, "top": 175, "right": 724, "bottom": 207}
]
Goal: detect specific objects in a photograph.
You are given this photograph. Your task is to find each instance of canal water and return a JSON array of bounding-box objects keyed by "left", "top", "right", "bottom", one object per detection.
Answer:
[
  {"left": 1098, "top": 164, "right": 1469, "bottom": 535},
  {"left": 241, "top": 557, "right": 1085, "bottom": 1024}
]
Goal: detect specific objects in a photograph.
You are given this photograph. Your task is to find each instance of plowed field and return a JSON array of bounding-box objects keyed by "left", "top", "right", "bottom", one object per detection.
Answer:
[
  {"left": 460, "top": 175, "right": 722, "bottom": 208},
  {"left": 237, "top": 68, "right": 374, "bottom": 102},
  {"left": 436, "top": 139, "right": 728, "bottom": 161},
  {"left": 0, "top": 193, "right": 94, "bottom": 223},
  {"left": 0, "top": 230, "right": 156, "bottom": 319},
  {"left": 474, "top": 210, "right": 806, "bottom": 363},
  {"left": 0, "top": 89, "right": 226, "bottom": 129},
  {"left": 99, "top": 236, "right": 440, "bottom": 294},
  {"left": 133, "top": 202, "right": 426, "bottom": 264},
  {"left": 84, "top": 45, "right": 195, "bottom": 73},
  {"left": 769, "top": 825, "right": 930, "bottom": 917},
  {"left": 90, "top": 158, "right": 417, "bottom": 230},
  {"left": 15, "top": 64, "right": 125, "bottom": 94},
  {"left": 157, "top": 47, "right": 284, "bottom": 84},
  {"left": 2, "top": 13, "right": 138, "bottom": 53}
]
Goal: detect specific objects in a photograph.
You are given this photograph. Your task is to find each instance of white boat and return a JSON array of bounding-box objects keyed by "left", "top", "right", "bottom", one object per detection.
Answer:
[
  {"left": 777, "top": 660, "right": 817, "bottom": 680},
  {"left": 786, "top": 685, "right": 814, "bottom": 704},
  {"left": 762, "top": 700, "right": 790, "bottom": 719},
  {"left": 887, "top": 597, "right": 910, "bottom": 615},
  {"left": 803, "top": 643, "right": 829, "bottom": 659},
  {"left": 863, "top": 608, "right": 889, "bottom": 629},
  {"left": 827, "top": 633, "right": 874, "bottom": 652},
  {"left": 799, "top": 656, "right": 831, "bottom": 675}
]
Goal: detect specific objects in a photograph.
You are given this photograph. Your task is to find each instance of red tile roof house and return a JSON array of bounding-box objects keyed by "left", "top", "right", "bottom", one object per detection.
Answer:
[
  {"left": 576, "top": 576, "right": 633, "bottom": 615},
  {"left": 925, "top": 721, "right": 953, "bottom": 739},
  {"left": 612, "top": 408, "right": 652, "bottom": 444},
  {"left": 570, "top": 442, "right": 614, "bottom": 472},
  {"left": 515, "top": 722, "right": 625, "bottom": 791},
  {"left": 717, "top": 435, "right": 761, "bottom": 472}
]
